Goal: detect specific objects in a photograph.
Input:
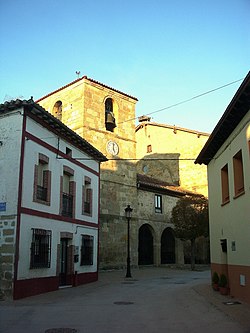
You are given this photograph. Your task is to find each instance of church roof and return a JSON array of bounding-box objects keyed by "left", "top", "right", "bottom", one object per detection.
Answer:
[
  {"left": 36, "top": 76, "right": 138, "bottom": 103},
  {"left": 137, "top": 174, "right": 202, "bottom": 197},
  {"left": 136, "top": 121, "right": 210, "bottom": 137}
]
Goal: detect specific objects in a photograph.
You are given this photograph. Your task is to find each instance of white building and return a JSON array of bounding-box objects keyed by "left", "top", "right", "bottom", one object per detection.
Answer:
[
  {"left": 196, "top": 72, "right": 250, "bottom": 304},
  {"left": 0, "top": 98, "right": 107, "bottom": 299}
]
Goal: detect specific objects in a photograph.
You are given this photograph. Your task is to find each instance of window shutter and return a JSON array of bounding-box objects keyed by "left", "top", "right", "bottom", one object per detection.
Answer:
[
  {"left": 33, "top": 165, "right": 38, "bottom": 202},
  {"left": 87, "top": 188, "right": 93, "bottom": 216}
]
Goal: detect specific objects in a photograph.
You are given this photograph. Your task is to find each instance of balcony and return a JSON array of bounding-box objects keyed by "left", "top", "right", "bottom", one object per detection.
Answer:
[
  {"left": 62, "top": 192, "right": 73, "bottom": 217},
  {"left": 36, "top": 185, "right": 47, "bottom": 201},
  {"left": 84, "top": 201, "right": 91, "bottom": 214}
]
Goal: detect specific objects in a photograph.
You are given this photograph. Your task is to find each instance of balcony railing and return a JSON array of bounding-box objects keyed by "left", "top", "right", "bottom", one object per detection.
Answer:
[
  {"left": 62, "top": 192, "right": 73, "bottom": 217},
  {"left": 36, "top": 185, "right": 47, "bottom": 201},
  {"left": 84, "top": 201, "right": 91, "bottom": 214}
]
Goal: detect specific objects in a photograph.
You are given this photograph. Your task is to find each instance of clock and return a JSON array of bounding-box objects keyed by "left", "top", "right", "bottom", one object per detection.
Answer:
[{"left": 106, "top": 140, "right": 119, "bottom": 156}]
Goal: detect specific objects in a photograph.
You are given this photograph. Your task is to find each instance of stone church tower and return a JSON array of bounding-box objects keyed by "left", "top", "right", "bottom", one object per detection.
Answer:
[{"left": 37, "top": 76, "right": 139, "bottom": 268}]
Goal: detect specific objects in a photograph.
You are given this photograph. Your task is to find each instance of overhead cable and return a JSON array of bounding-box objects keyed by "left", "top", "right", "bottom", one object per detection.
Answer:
[{"left": 118, "top": 78, "right": 244, "bottom": 124}]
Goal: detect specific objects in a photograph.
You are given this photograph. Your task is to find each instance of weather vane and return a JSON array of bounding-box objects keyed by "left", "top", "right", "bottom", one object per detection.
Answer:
[{"left": 76, "top": 71, "right": 81, "bottom": 78}]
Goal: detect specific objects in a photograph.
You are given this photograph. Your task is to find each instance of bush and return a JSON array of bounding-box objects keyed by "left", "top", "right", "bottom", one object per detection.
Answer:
[
  {"left": 212, "top": 272, "right": 219, "bottom": 284},
  {"left": 219, "top": 274, "right": 227, "bottom": 287}
]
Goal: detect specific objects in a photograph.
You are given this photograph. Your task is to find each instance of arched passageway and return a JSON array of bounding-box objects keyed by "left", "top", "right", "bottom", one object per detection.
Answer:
[
  {"left": 138, "top": 224, "right": 154, "bottom": 265},
  {"left": 161, "top": 227, "right": 175, "bottom": 264}
]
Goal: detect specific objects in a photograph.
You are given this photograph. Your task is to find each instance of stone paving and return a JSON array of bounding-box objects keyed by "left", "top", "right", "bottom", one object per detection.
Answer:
[{"left": 0, "top": 266, "right": 250, "bottom": 333}]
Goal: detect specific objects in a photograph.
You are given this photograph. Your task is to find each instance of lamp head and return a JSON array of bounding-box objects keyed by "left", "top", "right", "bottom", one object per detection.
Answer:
[{"left": 125, "top": 205, "right": 133, "bottom": 219}]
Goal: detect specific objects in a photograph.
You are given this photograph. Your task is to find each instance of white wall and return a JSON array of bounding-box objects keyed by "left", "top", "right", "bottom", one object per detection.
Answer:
[
  {"left": 0, "top": 109, "right": 23, "bottom": 216},
  {"left": 17, "top": 213, "right": 98, "bottom": 279},
  {"left": 22, "top": 117, "right": 100, "bottom": 224}
]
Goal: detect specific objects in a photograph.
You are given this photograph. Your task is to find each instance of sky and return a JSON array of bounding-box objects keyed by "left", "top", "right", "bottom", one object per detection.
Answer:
[{"left": 0, "top": 0, "right": 249, "bottom": 133}]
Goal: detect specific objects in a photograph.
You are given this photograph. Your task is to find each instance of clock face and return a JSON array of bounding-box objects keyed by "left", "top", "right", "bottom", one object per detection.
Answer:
[{"left": 106, "top": 141, "right": 119, "bottom": 156}]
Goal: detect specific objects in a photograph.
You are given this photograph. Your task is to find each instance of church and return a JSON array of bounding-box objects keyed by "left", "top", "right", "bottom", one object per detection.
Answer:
[{"left": 37, "top": 75, "right": 210, "bottom": 269}]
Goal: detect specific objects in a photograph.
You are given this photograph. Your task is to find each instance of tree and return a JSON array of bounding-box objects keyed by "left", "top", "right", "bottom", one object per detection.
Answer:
[{"left": 170, "top": 195, "right": 209, "bottom": 270}]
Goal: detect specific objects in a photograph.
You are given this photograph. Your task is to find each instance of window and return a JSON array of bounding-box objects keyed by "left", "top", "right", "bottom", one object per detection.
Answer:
[
  {"left": 82, "top": 176, "right": 92, "bottom": 215},
  {"left": 30, "top": 228, "right": 51, "bottom": 268},
  {"left": 52, "top": 100, "right": 62, "bottom": 121},
  {"left": 220, "top": 239, "right": 227, "bottom": 253},
  {"left": 80, "top": 235, "right": 94, "bottom": 265},
  {"left": 60, "top": 166, "right": 75, "bottom": 218},
  {"left": 105, "top": 98, "right": 116, "bottom": 132},
  {"left": 66, "top": 147, "right": 72, "bottom": 157},
  {"left": 33, "top": 153, "right": 51, "bottom": 205},
  {"left": 155, "top": 194, "right": 162, "bottom": 213},
  {"left": 147, "top": 145, "right": 152, "bottom": 153},
  {"left": 233, "top": 150, "right": 245, "bottom": 196},
  {"left": 221, "top": 164, "right": 229, "bottom": 204}
]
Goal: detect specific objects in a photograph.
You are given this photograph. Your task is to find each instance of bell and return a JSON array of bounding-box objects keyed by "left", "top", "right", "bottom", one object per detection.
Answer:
[{"left": 105, "top": 112, "right": 116, "bottom": 130}]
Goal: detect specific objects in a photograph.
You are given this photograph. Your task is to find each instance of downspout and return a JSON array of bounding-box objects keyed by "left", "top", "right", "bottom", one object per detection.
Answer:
[{"left": 13, "top": 107, "right": 27, "bottom": 299}]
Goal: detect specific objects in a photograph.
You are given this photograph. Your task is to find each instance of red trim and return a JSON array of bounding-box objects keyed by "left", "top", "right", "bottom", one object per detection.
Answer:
[
  {"left": 25, "top": 131, "right": 100, "bottom": 176},
  {"left": 74, "top": 271, "right": 98, "bottom": 286},
  {"left": 13, "top": 272, "right": 98, "bottom": 299},
  {"left": 14, "top": 112, "right": 27, "bottom": 282},
  {"left": 14, "top": 276, "right": 59, "bottom": 299},
  {"left": 20, "top": 207, "right": 98, "bottom": 228},
  {"left": 97, "top": 164, "right": 101, "bottom": 271}
]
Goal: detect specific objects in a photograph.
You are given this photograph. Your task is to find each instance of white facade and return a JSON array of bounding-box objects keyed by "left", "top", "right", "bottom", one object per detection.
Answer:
[
  {"left": 207, "top": 113, "right": 250, "bottom": 267},
  {"left": 0, "top": 99, "right": 106, "bottom": 299},
  {"left": 196, "top": 72, "right": 250, "bottom": 304}
]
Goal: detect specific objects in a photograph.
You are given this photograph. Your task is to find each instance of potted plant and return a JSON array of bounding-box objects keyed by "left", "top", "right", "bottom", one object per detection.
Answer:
[
  {"left": 212, "top": 272, "right": 219, "bottom": 291},
  {"left": 219, "top": 273, "right": 228, "bottom": 295}
]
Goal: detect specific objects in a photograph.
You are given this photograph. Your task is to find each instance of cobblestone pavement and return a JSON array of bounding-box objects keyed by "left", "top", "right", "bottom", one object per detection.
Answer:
[{"left": 1, "top": 267, "right": 250, "bottom": 333}]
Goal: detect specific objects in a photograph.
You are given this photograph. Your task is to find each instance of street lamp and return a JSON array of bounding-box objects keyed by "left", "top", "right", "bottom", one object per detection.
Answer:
[{"left": 124, "top": 204, "right": 133, "bottom": 278}]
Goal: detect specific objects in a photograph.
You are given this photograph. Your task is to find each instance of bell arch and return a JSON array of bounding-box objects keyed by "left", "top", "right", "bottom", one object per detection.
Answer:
[
  {"left": 52, "top": 100, "right": 63, "bottom": 121},
  {"left": 138, "top": 224, "right": 154, "bottom": 265},
  {"left": 104, "top": 97, "right": 117, "bottom": 132},
  {"left": 161, "top": 227, "right": 176, "bottom": 264}
]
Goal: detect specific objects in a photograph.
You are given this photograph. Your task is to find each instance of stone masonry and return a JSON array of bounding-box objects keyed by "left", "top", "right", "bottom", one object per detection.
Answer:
[{"left": 0, "top": 216, "right": 16, "bottom": 298}]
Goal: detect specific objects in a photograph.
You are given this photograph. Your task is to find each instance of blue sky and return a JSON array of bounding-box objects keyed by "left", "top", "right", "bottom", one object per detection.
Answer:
[{"left": 0, "top": 0, "right": 249, "bottom": 133}]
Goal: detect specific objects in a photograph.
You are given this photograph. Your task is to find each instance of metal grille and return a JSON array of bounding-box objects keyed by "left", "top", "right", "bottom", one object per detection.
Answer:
[
  {"left": 37, "top": 185, "right": 47, "bottom": 201},
  {"left": 30, "top": 229, "right": 51, "bottom": 268},
  {"left": 62, "top": 193, "right": 73, "bottom": 217},
  {"left": 80, "top": 235, "right": 93, "bottom": 266},
  {"left": 84, "top": 201, "right": 91, "bottom": 214}
]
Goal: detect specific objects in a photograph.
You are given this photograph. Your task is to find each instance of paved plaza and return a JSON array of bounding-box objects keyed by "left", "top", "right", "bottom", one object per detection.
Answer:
[{"left": 1, "top": 267, "right": 250, "bottom": 333}]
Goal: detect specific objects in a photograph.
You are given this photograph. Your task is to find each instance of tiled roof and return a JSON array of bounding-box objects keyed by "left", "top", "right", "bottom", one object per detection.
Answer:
[
  {"left": 36, "top": 76, "right": 138, "bottom": 103},
  {"left": 0, "top": 98, "right": 108, "bottom": 162},
  {"left": 195, "top": 71, "right": 250, "bottom": 165},
  {"left": 137, "top": 174, "right": 200, "bottom": 197},
  {"left": 136, "top": 121, "right": 210, "bottom": 137}
]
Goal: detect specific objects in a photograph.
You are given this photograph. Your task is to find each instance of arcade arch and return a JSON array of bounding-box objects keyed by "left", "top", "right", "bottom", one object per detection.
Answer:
[
  {"left": 161, "top": 227, "right": 176, "bottom": 264},
  {"left": 138, "top": 224, "right": 155, "bottom": 265}
]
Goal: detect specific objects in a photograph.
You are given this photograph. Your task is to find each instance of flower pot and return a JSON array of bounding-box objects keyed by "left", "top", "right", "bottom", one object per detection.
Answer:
[
  {"left": 212, "top": 283, "right": 219, "bottom": 291},
  {"left": 219, "top": 287, "right": 229, "bottom": 295}
]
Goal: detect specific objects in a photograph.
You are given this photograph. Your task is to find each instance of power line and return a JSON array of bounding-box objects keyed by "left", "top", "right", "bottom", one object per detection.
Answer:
[
  {"left": 118, "top": 78, "right": 244, "bottom": 124},
  {"left": 56, "top": 157, "right": 211, "bottom": 161}
]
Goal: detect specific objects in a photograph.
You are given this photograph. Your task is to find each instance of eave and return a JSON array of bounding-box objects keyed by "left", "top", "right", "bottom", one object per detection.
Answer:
[{"left": 195, "top": 72, "right": 250, "bottom": 165}]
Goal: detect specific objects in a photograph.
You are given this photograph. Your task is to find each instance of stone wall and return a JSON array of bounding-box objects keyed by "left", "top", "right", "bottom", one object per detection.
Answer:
[
  {"left": 136, "top": 122, "right": 209, "bottom": 196},
  {"left": 38, "top": 78, "right": 138, "bottom": 269},
  {"left": 0, "top": 216, "right": 16, "bottom": 299}
]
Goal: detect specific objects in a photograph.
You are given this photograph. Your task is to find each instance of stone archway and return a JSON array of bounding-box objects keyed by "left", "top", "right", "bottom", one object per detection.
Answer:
[
  {"left": 138, "top": 224, "right": 154, "bottom": 265},
  {"left": 161, "top": 227, "right": 175, "bottom": 264}
]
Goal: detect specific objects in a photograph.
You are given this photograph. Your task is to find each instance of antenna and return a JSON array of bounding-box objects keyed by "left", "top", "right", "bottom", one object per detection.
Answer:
[{"left": 76, "top": 71, "right": 81, "bottom": 78}]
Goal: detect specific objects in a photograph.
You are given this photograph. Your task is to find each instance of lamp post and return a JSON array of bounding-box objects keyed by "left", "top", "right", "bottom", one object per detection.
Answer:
[{"left": 125, "top": 204, "right": 133, "bottom": 278}]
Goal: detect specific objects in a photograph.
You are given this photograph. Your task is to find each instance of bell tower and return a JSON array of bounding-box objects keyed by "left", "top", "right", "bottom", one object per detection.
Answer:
[{"left": 37, "top": 76, "right": 138, "bottom": 269}]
